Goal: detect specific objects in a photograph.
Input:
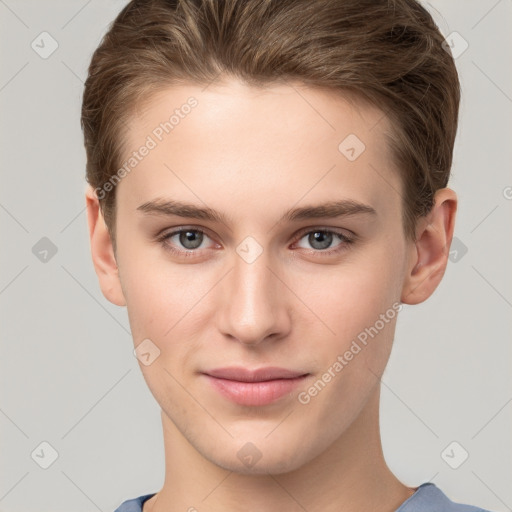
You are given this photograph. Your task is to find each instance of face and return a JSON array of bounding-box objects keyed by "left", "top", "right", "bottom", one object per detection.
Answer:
[{"left": 111, "top": 79, "right": 413, "bottom": 474}]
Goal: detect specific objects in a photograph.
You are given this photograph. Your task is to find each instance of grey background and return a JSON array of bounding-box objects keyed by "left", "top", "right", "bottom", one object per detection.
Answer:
[{"left": 0, "top": 1, "right": 511, "bottom": 511}]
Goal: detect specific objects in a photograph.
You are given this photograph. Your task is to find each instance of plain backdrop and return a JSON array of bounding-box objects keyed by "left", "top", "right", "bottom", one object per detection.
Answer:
[{"left": 0, "top": 1, "right": 511, "bottom": 511}]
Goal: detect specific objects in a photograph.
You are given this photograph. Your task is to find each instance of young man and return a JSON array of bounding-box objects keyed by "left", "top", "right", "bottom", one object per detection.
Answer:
[{"left": 82, "top": 0, "right": 493, "bottom": 511}]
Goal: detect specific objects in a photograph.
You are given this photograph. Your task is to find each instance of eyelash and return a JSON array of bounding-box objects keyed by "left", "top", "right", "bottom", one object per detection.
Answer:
[
  {"left": 155, "top": 226, "right": 356, "bottom": 259},
  {"left": 156, "top": 228, "right": 216, "bottom": 259}
]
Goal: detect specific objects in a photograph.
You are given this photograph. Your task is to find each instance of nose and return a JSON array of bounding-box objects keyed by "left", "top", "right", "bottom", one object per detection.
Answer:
[{"left": 215, "top": 246, "right": 292, "bottom": 346}]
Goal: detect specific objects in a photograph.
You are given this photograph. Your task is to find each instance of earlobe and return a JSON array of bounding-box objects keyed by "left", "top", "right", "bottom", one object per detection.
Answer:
[
  {"left": 401, "top": 188, "right": 457, "bottom": 305},
  {"left": 85, "top": 185, "right": 127, "bottom": 307}
]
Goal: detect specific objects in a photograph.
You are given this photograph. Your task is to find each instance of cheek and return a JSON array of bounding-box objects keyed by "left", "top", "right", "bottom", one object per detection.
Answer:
[
  {"left": 300, "top": 244, "right": 405, "bottom": 382},
  {"left": 298, "top": 261, "right": 403, "bottom": 418},
  {"left": 120, "top": 262, "right": 210, "bottom": 407},
  {"left": 119, "top": 251, "right": 209, "bottom": 345},
  {"left": 311, "top": 249, "right": 403, "bottom": 328}
]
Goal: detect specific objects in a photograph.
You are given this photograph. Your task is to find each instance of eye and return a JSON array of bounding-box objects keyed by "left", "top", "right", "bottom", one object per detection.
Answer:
[
  {"left": 294, "top": 229, "right": 354, "bottom": 253},
  {"left": 157, "top": 228, "right": 217, "bottom": 255},
  {"left": 155, "top": 226, "right": 355, "bottom": 259}
]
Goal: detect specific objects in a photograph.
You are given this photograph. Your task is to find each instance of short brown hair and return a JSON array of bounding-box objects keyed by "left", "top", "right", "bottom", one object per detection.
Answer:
[{"left": 81, "top": 0, "right": 460, "bottom": 244}]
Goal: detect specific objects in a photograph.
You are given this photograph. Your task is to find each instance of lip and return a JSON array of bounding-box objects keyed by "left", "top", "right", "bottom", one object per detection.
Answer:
[{"left": 203, "top": 366, "right": 309, "bottom": 406}]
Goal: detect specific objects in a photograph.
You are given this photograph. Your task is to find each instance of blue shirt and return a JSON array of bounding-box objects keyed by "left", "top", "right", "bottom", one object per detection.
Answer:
[{"left": 114, "top": 483, "right": 493, "bottom": 511}]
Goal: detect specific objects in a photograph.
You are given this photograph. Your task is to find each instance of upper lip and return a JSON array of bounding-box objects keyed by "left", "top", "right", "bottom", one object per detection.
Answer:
[{"left": 204, "top": 366, "right": 308, "bottom": 382}]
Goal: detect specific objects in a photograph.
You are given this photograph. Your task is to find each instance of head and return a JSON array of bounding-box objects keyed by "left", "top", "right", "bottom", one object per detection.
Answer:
[{"left": 83, "top": 0, "right": 459, "bottom": 474}]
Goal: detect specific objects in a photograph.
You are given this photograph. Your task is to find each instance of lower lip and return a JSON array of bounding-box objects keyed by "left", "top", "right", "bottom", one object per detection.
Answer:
[{"left": 204, "top": 374, "right": 309, "bottom": 406}]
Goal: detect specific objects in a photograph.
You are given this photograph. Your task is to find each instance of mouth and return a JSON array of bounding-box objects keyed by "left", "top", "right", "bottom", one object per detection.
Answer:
[{"left": 202, "top": 366, "right": 310, "bottom": 406}]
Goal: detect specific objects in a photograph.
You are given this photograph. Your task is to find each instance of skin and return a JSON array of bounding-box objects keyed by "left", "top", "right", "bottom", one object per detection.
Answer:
[{"left": 85, "top": 78, "right": 456, "bottom": 512}]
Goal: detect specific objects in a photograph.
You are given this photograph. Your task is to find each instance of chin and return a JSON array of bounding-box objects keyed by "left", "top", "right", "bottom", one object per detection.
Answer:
[
  {"left": 200, "top": 435, "right": 313, "bottom": 476},
  {"left": 216, "top": 452, "right": 305, "bottom": 476}
]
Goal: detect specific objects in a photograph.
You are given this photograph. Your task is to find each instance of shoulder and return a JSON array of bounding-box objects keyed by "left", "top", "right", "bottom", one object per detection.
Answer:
[
  {"left": 113, "top": 493, "right": 156, "bottom": 512},
  {"left": 112, "top": 486, "right": 494, "bottom": 512},
  {"left": 397, "top": 483, "right": 494, "bottom": 512}
]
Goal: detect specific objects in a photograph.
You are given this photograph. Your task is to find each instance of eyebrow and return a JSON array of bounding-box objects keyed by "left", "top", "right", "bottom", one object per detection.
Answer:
[{"left": 136, "top": 198, "right": 377, "bottom": 224}]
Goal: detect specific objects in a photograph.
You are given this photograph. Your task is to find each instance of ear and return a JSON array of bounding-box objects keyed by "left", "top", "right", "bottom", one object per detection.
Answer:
[
  {"left": 401, "top": 188, "right": 457, "bottom": 305},
  {"left": 85, "top": 185, "right": 126, "bottom": 307}
]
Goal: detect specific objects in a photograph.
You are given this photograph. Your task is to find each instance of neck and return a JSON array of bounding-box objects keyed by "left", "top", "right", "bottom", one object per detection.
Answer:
[{"left": 145, "top": 386, "right": 415, "bottom": 512}]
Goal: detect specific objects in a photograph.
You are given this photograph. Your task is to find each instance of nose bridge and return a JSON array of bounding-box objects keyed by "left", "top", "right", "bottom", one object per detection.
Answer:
[{"left": 217, "top": 241, "right": 289, "bottom": 344}]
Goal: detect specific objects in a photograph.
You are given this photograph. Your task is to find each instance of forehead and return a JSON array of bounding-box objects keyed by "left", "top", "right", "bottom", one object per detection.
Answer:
[
  {"left": 131, "top": 79, "right": 391, "bottom": 150},
  {"left": 117, "top": 79, "right": 402, "bottom": 223}
]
